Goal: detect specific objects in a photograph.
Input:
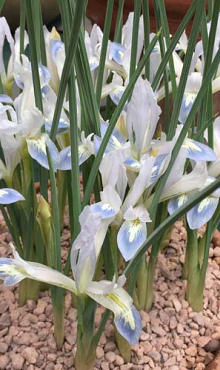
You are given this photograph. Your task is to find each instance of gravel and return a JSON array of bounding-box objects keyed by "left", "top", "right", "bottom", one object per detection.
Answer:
[{"left": 0, "top": 216, "right": 220, "bottom": 369}]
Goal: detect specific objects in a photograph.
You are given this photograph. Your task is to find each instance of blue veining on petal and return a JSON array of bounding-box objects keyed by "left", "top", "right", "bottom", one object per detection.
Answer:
[
  {"left": 45, "top": 119, "right": 70, "bottom": 135},
  {"left": 27, "top": 135, "right": 60, "bottom": 171},
  {"left": 124, "top": 157, "right": 140, "bottom": 172},
  {"left": 179, "top": 92, "right": 196, "bottom": 124},
  {"left": 183, "top": 139, "right": 217, "bottom": 162},
  {"left": 147, "top": 154, "right": 168, "bottom": 186},
  {"left": 38, "top": 64, "right": 51, "bottom": 85},
  {"left": 90, "top": 202, "right": 118, "bottom": 218},
  {"left": 110, "top": 42, "right": 126, "bottom": 64},
  {"left": 0, "top": 95, "right": 13, "bottom": 104},
  {"left": 50, "top": 39, "right": 64, "bottom": 60},
  {"left": 0, "top": 188, "right": 25, "bottom": 204},
  {"left": 187, "top": 197, "right": 219, "bottom": 229},
  {"left": 58, "top": 146, "right": 71, "bottom": 171},
  {"left": 114, "top": 305, "right": 142, "bottom": 345},
  {"left": 168, "top": 195, "right": 189, "bottom": 215},
  {"left": 110, "top": 86, "right": 126, "bottom": 107},
  {"left": 117, "top": 220, "right": 146, "bottom": 261},
  {"left": 4, "top": 275, "right": 24, "bottom": 286}
]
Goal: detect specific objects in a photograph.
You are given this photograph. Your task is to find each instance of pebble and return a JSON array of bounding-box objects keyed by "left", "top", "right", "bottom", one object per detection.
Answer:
[
  {"left": 0, "top": 355, "right": 10, "bottom": 369},
  {"left": 105, "top": 352, "right": 115, "bottom": 363},
  {"left": 213, "top": 246, "right": 220, "bottom": 257},
  {"left": 172, "top": 297, "right": 182, "bottom": 312},
  {"left": 114, "top": 355, "right": 124, "bottom": 366},
  {"left": 197, "top": 336, "right": 211, "bottom": 348},
  {"left": 0, "top": 342, "right": 8, "bottom": 354},
  {"left": 22, "top": 347, "right": 38, "bottom": 364},
  {"left": 11, "top": 354, "right": 25, "bottom": 370},
  {"left": 205, "top": 339, "right": 220, "bottom": 352},
  {"left": 212, "top": 331, "right": 220, "bottom": 340}
]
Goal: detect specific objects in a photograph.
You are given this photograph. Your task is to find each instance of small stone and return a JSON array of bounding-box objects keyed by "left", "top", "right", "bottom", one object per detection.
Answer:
[
  {"left": 159, "top": 283, "right": 168, "bottom": 292},
  {"left": 195, "top": 364, "right": 205, "bottom": 370},
  {"left": 104, "top": 341, "right": 116, "bottom": 352},
  {"left": 170, "top": 316, "right": 177, "bottom": 329},
  {"left": 212, "top": 332, "right": 220, "bottom": 340},
  {"left": 204, "top": 339, "right": 220, "bottom": 352},
  {"left": 22, "top": 347, "right": 38, "bottom": 364},
  {"left": 159, "top": 311, "right": 169, "bottom": 326},
  {"left": 47, "top": 354, "right": 56, "bottom": 362},
  {"left": 193, "top": 313, "right": 204, "bottom": 327},
  {"left": 101, "top": 361, "right": 109, "bottom": 370},
  {"left": 213, "top": 247, "right": 220, "bottom": 257},
  {"left": 54, "top": 365, "right": 63, "bottom": 370},
  {"left": 197, "top": 336, "right": 211, "bottom": 348},
  {"left": 0, "top": 302, "right": 8, "bottom": 314},
  {"left": 148, "top": 351, "right": 161, "bottom": 363},
  {"left": 177, "top": 323, "right": 184, "bottom": 334},
  {"left": 96, "top": 346, "right": 104, "bottom": 359},
  {"left": 105, "top": 352, "right": 116, "bottom": 363},
  {"left": 115, "top": 355, "right": 124, "bottom": 366},
  {"left": 172, "top": 297, "right": 182, "bottom": 312},
  {"left": 17, "top": 332, "right": 31, "bottom": 345},
  {"left": 0, "top": 355, "right": 10, "bottom": 369},
  {"left": 185, "top": 345, "right": 197, "bottom": 357},
  {"left": 152, "top": 326, "right": 166, "bottom": 337},
  {"left": 3, "top": 290, "right": 15, "bottom": 303},
  {"left": 140, "top": 331, "right": 149, "bottom": 341},
  {"left": 11, "top": 354, "right": 25, "bottom": 370},
  {"left": 0, "top": 342, "right": 8, "bottom": 354}
]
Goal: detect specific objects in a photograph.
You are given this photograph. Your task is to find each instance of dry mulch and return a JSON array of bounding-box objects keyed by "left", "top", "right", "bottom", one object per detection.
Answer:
[{"left": 0, "top": 213, "right": 220, "bottom": 369}]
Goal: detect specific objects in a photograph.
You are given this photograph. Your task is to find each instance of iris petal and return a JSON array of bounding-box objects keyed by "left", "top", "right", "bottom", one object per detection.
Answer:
[
  {"left": 183, "top": 138, "right": 216, "bottom": 161},
  {"left": 179, "top": 92, "right": 196, "bottom": 124},
  {"left": 168, "top": 194, "right": 189, "bottom": 215},
  {"left": 187, "top": 196, "right": 219, "bottom": 229},
  {"left": 0, "top": 188, "right": 25, "bottom": 204},
  {"left": 27, "top": 134, "right": 59, "bottom": 171},
  {"left": 90, "top": 202, "right": 118, "bottom": 219},
  {"left": 110, "top": 42, "right": 126, "bottom": 64},
  {"left": 117, "top": 220, "right": 146, "bottom": 261}
]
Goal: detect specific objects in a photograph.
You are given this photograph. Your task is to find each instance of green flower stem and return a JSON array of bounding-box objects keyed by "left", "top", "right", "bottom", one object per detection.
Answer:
[
  {"left": 47, "top": 148, "right": 64, "bottom": 348},
  {"left": 96, "top": 0, "right": 114, "bottom": 107},
  {"left": 129, "top": 0, "right": 142, "bottom": 79},
  {"left": 75, "top": 297, "right": 97, "bottom": 370},
  {"left": 114, "top": 0, "right": 124, "bottom": 43},
  {"left": 135, "top": 256, "right": 148, "bottom": 310},
  {"left": 142, "top": 0, "right": 150, "bottom": 79}
]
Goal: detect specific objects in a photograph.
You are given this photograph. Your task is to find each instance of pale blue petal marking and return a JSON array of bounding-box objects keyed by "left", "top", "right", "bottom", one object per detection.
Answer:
[
  {"left": 27, "top": 135, "right": 59, "bottom": 171},
  {"left": 94, "top": 123, "right": 126, "bottom": 154},
  {"left": 205, "top": 177, "right": 220, "bottom": 198},
  {"left": 0, "top": 94, "right": 13, "bottom": 104},
  {"left": 4, "top": 274, "right": 24, "bottom": 286},
  {"left": 0, "top": 188, "right": 25, "bottom": 204},
  {"left": 78, "top": 144, "right": 92, "bottom": 166},
  {"left": 147, "top": 154, "right": 167, "bottom": 186},
  {"left": 124, "top": 157, "right": 140, "bottom": 172},
  {"left": 187, "top": 197, "right": 219, "bottom": 229},
  {"left": 38, "top": 64, "right": 51, "bottom": 85},
  {"left": 100, "top": 122, "right": 126, "bottom": 145},
  {"left": 117, "top": 220, "right": 146, "bottom": 261},
  {"left": 168, "top": 195, "right": 189, "bottom": 215},
  {"left": 90, "top": 202, "right": 118, "bottom": 219},
  {"left": 184, "top": 139, "right": 217, "bottom": 161},
  {"left": 45, "top": 119, "right": 70, "bottom": 135},
  {"left": 179, "top": 92, "right": 196, "bottom": 124},
  {"left": 89, "top": 58, "right": 99, "bottom": 71},
  {"left": 50, "top": 39, "right": 64, "bottom": 60},
  {"left": 58, "top": 146, "right": 71, "bottom": 171},
  {"left": 110, "top": 42, "right": 126, "bottom": 64},
  {"left": 114, "top": 305, "right": 142, "bottom": 345},
  {"left": 110, "top": 86, "right": 127, "bottom": 107},
  {"left": 14, "top": 76, "right": 24, "bottom": 89}
]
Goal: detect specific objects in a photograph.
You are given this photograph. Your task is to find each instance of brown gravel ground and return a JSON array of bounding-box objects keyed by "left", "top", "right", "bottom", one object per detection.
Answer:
[{"left": 0, "top": 212, "right": 220, "bottom": 370}]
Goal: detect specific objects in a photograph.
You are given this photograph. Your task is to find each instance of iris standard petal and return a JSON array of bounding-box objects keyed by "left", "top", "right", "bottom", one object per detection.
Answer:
[
  {"left": 187, "top": 196, "right": 219, "bottom": 229},
  {"left": 117, "top": 220, "right": 147, "bottom": 261}
]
